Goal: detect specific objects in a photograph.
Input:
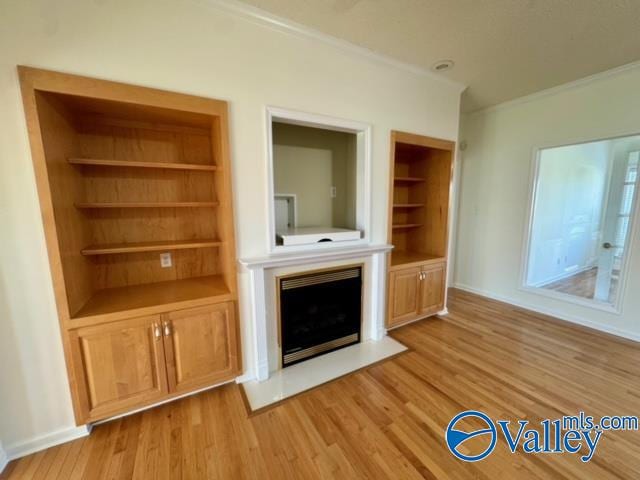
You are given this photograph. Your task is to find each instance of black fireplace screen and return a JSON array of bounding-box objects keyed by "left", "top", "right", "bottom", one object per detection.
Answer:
[{"left": 279, "top": 266, "right": 362, "bottom": 367}]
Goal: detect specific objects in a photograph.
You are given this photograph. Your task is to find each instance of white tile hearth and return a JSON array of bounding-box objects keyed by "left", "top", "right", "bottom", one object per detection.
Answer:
[{"left": 242, "top": 336, "right": 407, "bottom": 411}]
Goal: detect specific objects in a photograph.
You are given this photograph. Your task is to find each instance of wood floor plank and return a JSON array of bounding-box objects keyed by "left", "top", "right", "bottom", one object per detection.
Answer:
[{"left": 4, "top": 288, "right": 640, "bottom": 479}]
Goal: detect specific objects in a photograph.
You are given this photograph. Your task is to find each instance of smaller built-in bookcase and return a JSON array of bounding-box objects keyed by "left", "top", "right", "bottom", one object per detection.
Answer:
[
  {"left": 386, "top": 131, "right": 454, "bottom": 328},
  {"left": 20, "top": 67, "right": 240, "bottom": 423}
]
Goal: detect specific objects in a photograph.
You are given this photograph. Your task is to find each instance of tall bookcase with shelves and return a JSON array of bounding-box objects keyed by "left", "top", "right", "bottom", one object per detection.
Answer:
[
  {"left": 387, "top": 131, "right": 454, "bottom": 327},
  {"left": 20, "top": 67, "right": 240, "bottom": 423}
]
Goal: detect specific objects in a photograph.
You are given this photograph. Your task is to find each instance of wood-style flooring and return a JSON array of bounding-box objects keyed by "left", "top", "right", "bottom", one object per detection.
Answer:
[
  {"left": 3, "top": 288, "right": 640, "bottom": 479},
  {"left": 542, "top": 267, "right": 618, "bottom": 301}
]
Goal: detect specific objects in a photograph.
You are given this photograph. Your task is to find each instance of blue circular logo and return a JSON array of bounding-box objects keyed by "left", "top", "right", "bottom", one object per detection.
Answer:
[{"left": 445, "top": 410, "right": 497, "bottom": 462}]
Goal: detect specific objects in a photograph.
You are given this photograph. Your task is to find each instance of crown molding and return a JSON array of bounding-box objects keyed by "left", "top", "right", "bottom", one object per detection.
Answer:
[
  {"left": 467, "top": 59, "right": 640, "bottom": 116},
  {"left": 201, "top": 0, "right": 467, "bottom": 93}
]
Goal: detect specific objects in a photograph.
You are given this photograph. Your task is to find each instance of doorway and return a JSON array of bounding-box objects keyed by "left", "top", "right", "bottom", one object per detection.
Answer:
[{"left": 524, "top": 135, "right": 640, "bottom": 308}]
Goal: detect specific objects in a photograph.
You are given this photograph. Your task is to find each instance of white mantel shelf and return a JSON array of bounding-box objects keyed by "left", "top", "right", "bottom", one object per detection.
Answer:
[
  {"left": 239, "top": 243, "right": 393, "bottom": 270},
  {"left": 238, "top": 243, "right": 393, "bottom": 382}
]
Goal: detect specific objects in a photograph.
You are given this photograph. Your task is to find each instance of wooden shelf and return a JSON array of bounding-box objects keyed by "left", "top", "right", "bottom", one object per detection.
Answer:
[
  {"left": 390, "top": 251, "right": 445, "bottom": 269},
  {"left": 392, "top": 223, "right": 423, "bottom": 230},
  {"left": 75, "top": 201, "right": 219, "bottom": 209},
  {"left": 69, "top": 158, "right": 218, "bottom": 171},
  {"left": 393, "top": 203, "right": 424, "bottom": 208},
  {"left": 394, "top": 176, "right": 425, "bottom": 183},
  {"left": 81, "top": 239, "right": 223, "bottom": 256},
  {"left": 72, "top": 275, "right": 232, "bottom": 322}
]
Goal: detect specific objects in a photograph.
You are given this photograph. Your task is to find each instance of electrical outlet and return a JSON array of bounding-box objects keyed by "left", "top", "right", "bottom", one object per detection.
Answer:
[
  {"left": 330, "top": 186, "right": 337, "bottom": 198},
  {"left": 160, "top": 252, "right": 172, "bottom": 268}
]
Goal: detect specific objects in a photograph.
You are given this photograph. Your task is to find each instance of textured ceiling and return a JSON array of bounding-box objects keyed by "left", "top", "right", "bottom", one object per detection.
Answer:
[{"left": 237, "top": 0, "right": 640, "bottom": 111}]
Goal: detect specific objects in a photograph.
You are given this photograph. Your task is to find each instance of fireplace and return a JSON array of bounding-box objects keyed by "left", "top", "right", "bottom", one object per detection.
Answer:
[{"left": 278, "top": 266, "right": 362, "bottom": 367}]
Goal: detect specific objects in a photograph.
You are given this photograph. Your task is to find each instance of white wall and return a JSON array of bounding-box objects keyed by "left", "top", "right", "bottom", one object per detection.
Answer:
[
  {"left": 0, "top": 0, "right": 462, "bottom": 454},
  {"left": 527, "top": 141, "right": 609, "bottom": 286},
  {"left": 455, "top": 63, "right": 640, "bottom": 337}
]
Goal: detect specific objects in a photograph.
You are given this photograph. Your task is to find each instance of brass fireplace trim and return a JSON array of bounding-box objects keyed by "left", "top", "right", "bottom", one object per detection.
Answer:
[{"left": 275, "top": 262, "right": 365, "bottom": 369}]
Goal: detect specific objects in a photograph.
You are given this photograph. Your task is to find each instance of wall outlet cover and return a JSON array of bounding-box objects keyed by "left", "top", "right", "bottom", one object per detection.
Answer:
[{"left": 160, "top": 252, "right": 172, "bottom": 268}]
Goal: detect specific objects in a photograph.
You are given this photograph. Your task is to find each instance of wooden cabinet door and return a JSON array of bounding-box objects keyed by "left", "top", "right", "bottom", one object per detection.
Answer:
[
  {"left": 163, "top": 302, "right": 238, "bottom": 393},
  {"left": 69, "top": 315, "right": 168, "bottom": 422},
  {"left": 388, "top": 266, "right": 421, "bottom": 327},
  {"left": 419, "top": 263, "right": 446, "bottom": 316}
]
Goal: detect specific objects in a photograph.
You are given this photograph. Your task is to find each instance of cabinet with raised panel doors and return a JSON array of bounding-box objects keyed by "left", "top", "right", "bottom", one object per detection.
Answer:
[
  {"left": 386, "top": 131, "right": 453, "bottom": 328},
  {"left": 19, "top": 67, "right": 242, "bottom": 424},
  {"left": 387, "top": 261, "right": 446, "bottom": 328},
  {"left": 69, "top": 302, "right": 238, "bottom": 422}
]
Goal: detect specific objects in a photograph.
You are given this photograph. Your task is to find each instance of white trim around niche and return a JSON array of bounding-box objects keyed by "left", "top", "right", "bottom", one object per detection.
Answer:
[
  {"left": 519, "top": 135, "right": 640, "bottom": 315},
  {"left": 265, "top": 106, "right": 372, "bottom": 254}
]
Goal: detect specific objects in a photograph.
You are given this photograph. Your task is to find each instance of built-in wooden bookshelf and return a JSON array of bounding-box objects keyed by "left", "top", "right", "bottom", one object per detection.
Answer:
[
  {"left": 386, "top": 131, "right": 454, "bottom": 328},
  {"left": 19, "top": 66, "right": 240, "bottom": 424},
  {"left": 68, "top": 158, "right": 220, "bottom": 171}
]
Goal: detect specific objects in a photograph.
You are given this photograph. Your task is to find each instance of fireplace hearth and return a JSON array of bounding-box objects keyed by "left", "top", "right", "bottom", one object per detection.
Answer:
[{"left": 278, "top": 266, "right": 362, "bottom": 367}]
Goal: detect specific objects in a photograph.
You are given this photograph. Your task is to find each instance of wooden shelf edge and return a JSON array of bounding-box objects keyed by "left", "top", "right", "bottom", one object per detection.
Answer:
[
  {"left": 81, "top": 239, "right": 223, "bottom": 255},
  {"left": 69, "top": 158, "right": 218, "bottom": 171},
  {"left": 75, "top": 201, "right": 219, "bottom": 209},
  {"left": 389, "top": 253, "right": 446, "bottom": 271},
  {"left": 392, "top": 223, "right": 423, "bottom": 230},
  {"left": 394, "top": 176, "right": 425, "bottom": 183},
  {"left": 69, "top": 275, "right": 233, "bottom": 326}
]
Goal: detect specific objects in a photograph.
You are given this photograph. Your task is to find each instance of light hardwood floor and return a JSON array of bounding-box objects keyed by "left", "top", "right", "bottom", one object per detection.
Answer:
[
  {"left": 542, "top": 267, "right": 619, "bottom": 301},
  {"left": 3, "top": 288, "right": 640, "bottom": 479}
]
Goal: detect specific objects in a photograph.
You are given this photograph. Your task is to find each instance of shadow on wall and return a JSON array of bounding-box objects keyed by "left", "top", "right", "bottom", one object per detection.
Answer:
[{"left": 0, "top": 272, "right": 32, "bottom": 449}]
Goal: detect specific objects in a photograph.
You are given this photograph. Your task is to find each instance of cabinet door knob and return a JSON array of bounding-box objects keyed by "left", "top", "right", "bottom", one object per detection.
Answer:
[
  {"left": 163, "top": 321, "right": 172, "bottom": 336},
  {"left": 153, "top": 323, "right": 162, "bottom": 339}
]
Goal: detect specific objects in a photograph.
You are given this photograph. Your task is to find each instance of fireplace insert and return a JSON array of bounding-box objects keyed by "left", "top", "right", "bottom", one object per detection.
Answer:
[{"left": 279, "top": 266, "right": 362, "bottom": 367}]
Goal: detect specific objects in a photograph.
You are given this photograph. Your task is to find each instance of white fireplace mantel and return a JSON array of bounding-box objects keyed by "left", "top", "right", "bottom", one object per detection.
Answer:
[{"left": 239, "top": 244, "right": 393, "bottom": 382}]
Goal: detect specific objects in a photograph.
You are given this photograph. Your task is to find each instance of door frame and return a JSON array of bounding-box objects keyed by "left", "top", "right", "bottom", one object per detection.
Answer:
[{"left": 519, "top": 133, "right": 640, "bottom": 314}]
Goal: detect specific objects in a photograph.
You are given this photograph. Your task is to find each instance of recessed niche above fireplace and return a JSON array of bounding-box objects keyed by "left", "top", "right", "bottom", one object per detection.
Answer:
[{"left": 266, "top": 107, "right": 372, "bottom": 253}]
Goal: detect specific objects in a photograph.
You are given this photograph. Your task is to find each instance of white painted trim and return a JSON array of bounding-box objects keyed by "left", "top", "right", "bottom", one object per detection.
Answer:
[
  {"left": 469, "top": 60, "right": 640, "bottom": 115},
  {"left": 370, "top": 252, "right": 387, "bottom": 341},
  {"left": 3, "top": 425, "right": 91, "bottom": 463},
  {"left": 235, "top": 372, "right": 256, "bottom": 383},
  {"left": 265, "top": 106, "right": 372, "bottom": 254},
  {"left": 239, "top": 246, "right": 392, "bottom": 383},
  {"left": 201, "top": 0, "right": 466, "bottom": 92},
  {"left": 240, "top": 244, "right": 392, "bottom": 269},
  {"left": 518, "top": 285, "right": 620, "bottom": 314},
  {"left": 0, "top": 442, "right": 8, "bottom": 474},
  {"left": 454, "top": 283, "right": 640, "bottom": 344},
  {"left": 529, "top": 265, "right": 594, "bottom": 289}
]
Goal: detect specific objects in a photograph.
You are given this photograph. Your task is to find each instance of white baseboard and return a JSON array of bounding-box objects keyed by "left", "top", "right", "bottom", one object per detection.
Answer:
[
  {"left": 453, "top": 283, "right": 640, "bottom": 343},
  {"left": 0, "top": 442, "right": 8, "bottom": 474},
  {"left": 3, "top": 425, "right": 91, "bottom": 465},
  {"left": 530, "top": 264, "right": 594, "bottom": 288},
  {"left": 236, "top": 370, "right": 259, "bottom": 383}
]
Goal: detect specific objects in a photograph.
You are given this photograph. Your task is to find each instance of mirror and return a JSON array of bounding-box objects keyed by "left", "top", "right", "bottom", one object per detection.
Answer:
[{"left": 525, "top": 135, "right": 640, "bottom": 306}]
